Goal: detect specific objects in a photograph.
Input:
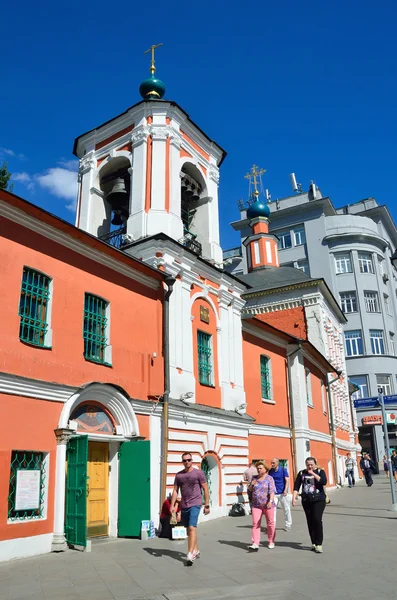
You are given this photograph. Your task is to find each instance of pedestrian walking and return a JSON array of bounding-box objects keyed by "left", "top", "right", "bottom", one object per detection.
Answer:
[
  {"left": 292, "top": 456, "right": 327, "bottom": 554},
  {"left": 241, "top": 461, "right": 258, "bottom": 514},
  {"left": 383, "top": 454, "right": 390, "bottom": 478},
  {"left": 359, "top": 452, "right": 375, "bottom": 486},
  {"left": 248, "top": 461, "right": 276, "bottom": 551},
  {"left": 170, "top": 452, "right": 210, "bottom": 565},
  {"left": 269, "top": 458, "right": 292, "bottom": 531},
  {"left": 344, "top": 452, "right": 356, "bottom": 488},
  {"left": 391, "top": 450, "right": 397, "bottom": 483}
]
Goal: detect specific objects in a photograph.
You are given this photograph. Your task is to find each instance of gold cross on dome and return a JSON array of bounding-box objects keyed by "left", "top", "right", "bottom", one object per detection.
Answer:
[
  {"left": 144, "top": 43, "right": 163, "bottom": 73},
  {"left": 244, "top": 164, "right": 266, "bottom": 196}
]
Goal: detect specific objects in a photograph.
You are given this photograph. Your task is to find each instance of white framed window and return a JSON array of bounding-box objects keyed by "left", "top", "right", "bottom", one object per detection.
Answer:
[
  {"left": 376, "top": 374, "right": 392, "bottom": 396},
  {"left": 344, "top": 330, "right": 363, "bottom": 357},
  {"left": 321, "top": 380, "right": 327, "bottom": 413},
  {"left": 351, "top": 375, "right": 369, "bottom": 401},
  {"left": 390, "top": 333, "right": 395, "bottom": 356},
  {"left": 277, "top": 231, "right": 292, "bottom": 250},
  {"left": 364, "top": 291, "right": 380, "bottom": 313},
  {"left": 260, "top": 355, "right": 273, "bottom": 401},
  {"left": 384, "top": 294, "right": 391, "bottom": 315},
  {"left": 340, "top": 291, "right": 357, "bottom": 313},
  {"left": 370, "top": 329, "right": 385, "bottom": 355},
  {"left": 305, "top": 368, "right": 313, "bottom": 406},
  {"left": 293, "top": 226, "right": 306, "bottom": 246},
  {"left": 8, "top": 451, "right": 49, "bottom": 522},
  {"left": 295, "top": 260, "right": 310, "bottom": 275},
  {"left": 334, "top": 252, "right": 352, "bottom": 274},
  {"left": 358, "top": 252, "right": 374, "bottom": 274}
]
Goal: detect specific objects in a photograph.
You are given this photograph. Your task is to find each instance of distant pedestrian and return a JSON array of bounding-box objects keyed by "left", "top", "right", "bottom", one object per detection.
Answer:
[
  {"left": 391, "top": 450, "right": 397, "bottom": 483},
  {"left": 344, "top": 453, "right": 356, "bottom": 488},
  {"left": 171, "top": 452, "right": 210, "bottom": 565},
  {"left": 383, "top": 455, "right": 390, "bottom": 478},
  {"left": 292, "top": 456, "right": 327, "bottom": 554},
  {"left": 269, "top": 458, "right": 292, "bottom": 531},
  {"left": 242, "top": 461, "right": 258, "bottom": 514},
  {"left": 359, "top": 453, "right": 375, "bottom": 486},
  {"left": 248, "top": 461, "right": 276, "bottom": 551}
]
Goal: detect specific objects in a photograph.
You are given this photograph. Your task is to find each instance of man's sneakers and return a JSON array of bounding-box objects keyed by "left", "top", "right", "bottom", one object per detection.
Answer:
[
  {"left": 268, "top": 543, "right": 275, "bottom": 549},
  {"left": 248, "top": 544, "right": 259, "bottom": 551},
  {"left": 314, "top": 545, "right": 323, "bottom": 553},
  {"left": 186, "top": 550, "right": 200, "bottom": 565}
]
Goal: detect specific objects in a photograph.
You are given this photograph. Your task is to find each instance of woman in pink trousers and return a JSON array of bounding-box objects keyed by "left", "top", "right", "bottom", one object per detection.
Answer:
[{"left": 248, "top": 461, "right": 276, "bottom": 550}]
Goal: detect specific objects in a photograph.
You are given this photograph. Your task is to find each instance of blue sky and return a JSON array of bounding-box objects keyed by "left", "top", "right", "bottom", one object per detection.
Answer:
[{"left": 1, "top": 0, "right": 396, "bottom": 250}]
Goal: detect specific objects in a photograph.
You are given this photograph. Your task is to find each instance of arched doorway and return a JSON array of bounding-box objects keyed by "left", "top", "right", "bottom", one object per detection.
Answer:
[{"left": 201, "top": 453, "right": 220, "bottom": 508}]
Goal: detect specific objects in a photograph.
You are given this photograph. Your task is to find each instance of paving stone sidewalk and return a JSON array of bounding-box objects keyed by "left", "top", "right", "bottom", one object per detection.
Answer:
[{"left": 1, "top": 477, "right": 396, "bottom": 600}]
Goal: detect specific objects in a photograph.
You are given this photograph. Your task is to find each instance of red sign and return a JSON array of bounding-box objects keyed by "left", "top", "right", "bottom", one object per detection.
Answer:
[{"left": 362, "top": 415, "right": 382, "bottom": 425}]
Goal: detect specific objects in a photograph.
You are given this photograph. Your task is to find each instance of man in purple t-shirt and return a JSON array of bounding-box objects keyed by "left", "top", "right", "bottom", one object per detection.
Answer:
[{"left": 170, "top": 452, "right": 210, "bottom": 565}]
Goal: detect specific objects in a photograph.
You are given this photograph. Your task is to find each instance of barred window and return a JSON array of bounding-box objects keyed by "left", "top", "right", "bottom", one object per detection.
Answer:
[
  {"left": 198, "top": 331, "right": 213, "bottom": 386},
  {"left": 83, "top": 294, "right": 110, "bottom": 364},
  {"left": 340, "top": 291, "right": 357, "bottom": 313},
  {"left": 260, "top": 355, "right": 272, "bottom": 400},
  {"left": 8, "top": 451, "right": 46, "bottom": 521},
  {"left": 19, "top": 267, "right": 51, "bottom": 347}
]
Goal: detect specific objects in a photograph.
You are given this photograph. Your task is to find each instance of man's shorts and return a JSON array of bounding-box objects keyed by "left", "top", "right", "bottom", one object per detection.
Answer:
[{"left": 181, "top": 505, "right": 201, "bottom": 528}]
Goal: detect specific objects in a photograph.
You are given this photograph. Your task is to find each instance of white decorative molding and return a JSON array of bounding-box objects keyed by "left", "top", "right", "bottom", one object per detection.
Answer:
[
  {"left": 0, "top": 201, "right": 161, "bottom": 291},
  {"left": 79, "top": 153, "right": 95, "bottom": 174},
  {"left": 169, "top": 132, "right": 182, "bottom": 150},
  {"left": 150, "top": 126, "right": 169, "bottom": 141},
  {"left": 0, "top": 372, "right": 76, "bottom": 402},
  {"left": 131, "top": 126, "right": 150, "bottom": 146},
  {"left": 295, "top": 427, "right": 332, "bottom": 444},
  {"left": 249, "top": 423, "right": 291, "bottom": 438},
  {"left": 169, "top": 403, "right": 251, "bottom": 432},
  {"left": 209, "top": 166, "right": 220, "bottom": 184}
]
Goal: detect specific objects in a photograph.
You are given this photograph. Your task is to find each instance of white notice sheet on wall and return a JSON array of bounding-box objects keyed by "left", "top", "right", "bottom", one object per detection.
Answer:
[{"left": 15, "top": 469, "right": 41, "bottom": 511}]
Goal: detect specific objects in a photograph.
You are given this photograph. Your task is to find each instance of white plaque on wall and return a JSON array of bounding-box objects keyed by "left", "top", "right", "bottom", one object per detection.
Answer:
[{"left": 15, "top": 469, "right": 41, "bottom": 511}]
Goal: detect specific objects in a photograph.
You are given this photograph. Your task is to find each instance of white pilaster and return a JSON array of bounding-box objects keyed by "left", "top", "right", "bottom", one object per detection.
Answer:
[
  {"left": 288, "top": 347, "right": 310, "bottom": 469},
  {"left": 77, "top": 154, "right": 95, "bottom": 234},
  {"left": 126, "top": 127, "right": 149, "bottom": 240},
  {"left": 52, "top": 429, "right": 74, "bottom": 552}
]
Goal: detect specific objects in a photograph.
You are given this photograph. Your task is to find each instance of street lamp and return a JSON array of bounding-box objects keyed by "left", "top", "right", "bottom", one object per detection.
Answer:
[
  {"left": 390, "top": 250, "right": 397, "bottom": 270},
  {"left": 378, "top": 388, "right": 397, "bottom": 511}
]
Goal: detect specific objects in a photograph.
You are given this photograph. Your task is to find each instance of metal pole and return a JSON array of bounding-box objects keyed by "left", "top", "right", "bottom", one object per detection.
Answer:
[{"left": 378, "top": 389, "right": 397, "bottom": 511}]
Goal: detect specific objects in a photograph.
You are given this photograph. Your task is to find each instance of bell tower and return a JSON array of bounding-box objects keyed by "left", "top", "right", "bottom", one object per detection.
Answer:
[{"left": 73, "top": 45, "right": 224, "bottom": 264}]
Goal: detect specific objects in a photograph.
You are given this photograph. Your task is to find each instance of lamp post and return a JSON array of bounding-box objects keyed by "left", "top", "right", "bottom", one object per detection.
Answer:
[{"left": 377, "top": 388, "right": 397, "bottom": 511}]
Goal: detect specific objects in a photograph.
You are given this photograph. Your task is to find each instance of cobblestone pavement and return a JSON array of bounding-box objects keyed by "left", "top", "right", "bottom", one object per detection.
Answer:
[{"left": 1, "top": 477, "right": 397, "bottom": 600}]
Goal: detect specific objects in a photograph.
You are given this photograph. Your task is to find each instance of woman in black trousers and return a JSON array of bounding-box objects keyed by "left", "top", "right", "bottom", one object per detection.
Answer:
[{"left": 292, "top": 457, "right": 327, "bottom": 554}]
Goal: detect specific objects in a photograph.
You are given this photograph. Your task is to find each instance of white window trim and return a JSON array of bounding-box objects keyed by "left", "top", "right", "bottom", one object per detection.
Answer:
[
  {"left": 340, "top": 291, "right": 357, "bottom": 313},
  {"left": 358, "top": 253, "right": 374, "bottom": 274},
  {"left": 364, "top": 291, "right": 380, "bottom": 313},
  {"left": 334, "top": 252, "right": 352, "bottom": 274},
  {"left": 345, "top": 330, "right": 363, "bottom": 357},
  {"left": 370, "top": 330, "right": 385, "bottom": 355},
  {"left": 260, "top": 355, "right": 274, "bottom": 403}
]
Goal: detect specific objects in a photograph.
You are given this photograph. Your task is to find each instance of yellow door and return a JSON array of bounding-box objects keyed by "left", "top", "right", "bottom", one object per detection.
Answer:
[{"left": 87, "top": 442, "right": 109, "bottom": 537}]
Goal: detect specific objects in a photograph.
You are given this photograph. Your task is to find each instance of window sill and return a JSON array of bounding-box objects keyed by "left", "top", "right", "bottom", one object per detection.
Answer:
[
  {"left": 307, "top": 403, "right": 315, "bottom": 409},
  {"left": 20, "top": 339, "right": 52, "bottom": 350},
  {"left": 8, "top": 516, "right": 47, "bottom": 525},
  {"left": 262, "top": 398, "right": 275, "bottom": 404},
  {"left": 84, "top": 357, "right": 112, "bottom": 368},
  {"left": 199, "top": 382, "right": 215, "bottom": 388},
  {"left": 336, "top": 272, "right": 353, "bottom": 275}
]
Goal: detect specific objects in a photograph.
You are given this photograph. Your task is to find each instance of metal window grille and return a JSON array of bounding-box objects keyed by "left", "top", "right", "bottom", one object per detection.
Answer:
[
  {"left": 364, "top": 291, "right": 379, "bottom": 313},
  {"left": 8, "top": 451, "right": 46, "bottom": 521},
  {"left": 18, "top": 268, "right": 50, "bottom": 347},
  {"left": 201, "top": 457, "right": 212, "bottom": 506},
  {"left": 198, "top": 331, "right": 212, "bottom": 386},
  {"left": 260, "top": 356, "right": 271, "bottom": 399},
  {"left": 370, "top": 329, "right": 384, "bottom": 355},
  {"left": 334, "top": 253, "right": 352, "bottom": 274},
  {"left": 358, "top": 253, "right": 374, "bottom": 274},
  {"left": 83, "top": 294, "right": 109, "bottom": 364},
  {"left": 340, "top": 292, "right": 357, "bottom": 313}
]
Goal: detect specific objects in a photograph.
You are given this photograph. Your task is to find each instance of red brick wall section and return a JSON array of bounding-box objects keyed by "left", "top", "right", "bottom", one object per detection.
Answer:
[{"left": 255, "top": 308, "right": 307, "bottom": 339}]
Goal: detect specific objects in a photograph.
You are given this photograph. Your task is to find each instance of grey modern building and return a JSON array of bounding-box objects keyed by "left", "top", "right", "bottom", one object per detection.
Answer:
[{"left": 225, "top": 187, "right": 397, "bottom": 464}]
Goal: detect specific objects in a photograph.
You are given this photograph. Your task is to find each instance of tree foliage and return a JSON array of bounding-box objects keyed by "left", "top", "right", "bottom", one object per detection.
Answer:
[{"left": 0, "top": 161, "right": 13, "bottom": 191}]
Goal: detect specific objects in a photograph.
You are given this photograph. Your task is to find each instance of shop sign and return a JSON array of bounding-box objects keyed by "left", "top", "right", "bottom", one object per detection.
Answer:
[
  {"left": 362, "top": 415, "right": 382, "bottom": 426},
  {"left": 387, "top": 413, "right": 397, "bottom": 424}
]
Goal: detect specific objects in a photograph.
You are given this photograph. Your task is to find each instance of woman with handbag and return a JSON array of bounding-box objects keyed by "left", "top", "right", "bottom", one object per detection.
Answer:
[
  {"left": 292, "top": 457, "right": 327, "bottom": 554},
  {"left": 248, "top": 461, "right": 276, "bottom": 550}
]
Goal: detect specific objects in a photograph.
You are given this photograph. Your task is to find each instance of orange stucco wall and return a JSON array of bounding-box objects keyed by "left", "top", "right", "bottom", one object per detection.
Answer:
[
  {"left": 304, "top": 360, "right": 330, "bottom": 435},
  {"left": 248, "top": 434, "right": 293, "bottom": 473},
  {"left": 255, "top": 308, "right": 307, "bottom": 340},
  {"left": 0, "top": 218, "right": 164, "bottom": 399},
  {"left": 0, "top": 395, "right": 61, "bottom": 541},
  {"left": 243, "top": 332, "right": 290, "bottom": 428},
  {"left": 136, "top": 414, "right": 150, "bottom": 440},
  {"left": 308, "top": 441, "right": 333, "bottom": 485},
  {"left": 191, "top": 298, "right": 221, "bottom": 408}
]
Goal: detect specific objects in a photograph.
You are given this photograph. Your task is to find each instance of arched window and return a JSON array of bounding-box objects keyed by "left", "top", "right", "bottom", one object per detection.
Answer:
[{"left": 260, "top": 355, "right": 272, "bottom": 400}]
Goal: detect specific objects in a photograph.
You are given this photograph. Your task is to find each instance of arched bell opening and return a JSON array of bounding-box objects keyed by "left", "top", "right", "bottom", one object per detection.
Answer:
[
  {"left": 180, "top": 163, "right": 208, "bottom": 256},
  {"left": 99, "top": 157, "right": 131, "bottom": 235}
]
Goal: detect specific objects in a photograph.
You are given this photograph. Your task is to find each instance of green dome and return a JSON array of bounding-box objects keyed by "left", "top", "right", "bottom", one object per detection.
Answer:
[
  {"left": 139, "top": 74, "right": 166, "bottom": 100},
  {"left": 246, "top": 198, "right": 270, "bottom": 220}
]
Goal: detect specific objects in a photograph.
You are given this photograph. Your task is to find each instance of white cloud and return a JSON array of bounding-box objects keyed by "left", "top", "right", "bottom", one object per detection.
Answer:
[
  {"left": 58, "top": 159, "right": 79, "bottom": 171},
  {"left": 36, "top": 167, "right": 78, "bottom": 211},
  {"left": 13, "top": 172, "right": 35, "bottom": 191},
  {"left": 0, "top": 148, "right": 25, "bottom": 160}
]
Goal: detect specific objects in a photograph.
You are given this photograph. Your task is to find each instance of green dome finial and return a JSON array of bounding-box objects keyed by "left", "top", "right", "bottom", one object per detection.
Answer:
[
  {"left": 244, "top": 164, "right": 270, "bottom": 220},
  {"left": 139, "top": 43, "right": 166, "bottom": 100}
]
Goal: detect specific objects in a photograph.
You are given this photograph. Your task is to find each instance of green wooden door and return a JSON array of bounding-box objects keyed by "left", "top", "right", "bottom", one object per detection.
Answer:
[
  {"left": 118, "top": 440, "right": 150, "bottom": 537},
  {"left": 65, "top": 435, "right": 88, "bottom": 547}
]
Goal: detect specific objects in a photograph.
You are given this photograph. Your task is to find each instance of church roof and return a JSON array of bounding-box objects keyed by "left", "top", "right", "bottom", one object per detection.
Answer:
[{"left": 238, "top": 266, "right": 313, "bottom": 292}]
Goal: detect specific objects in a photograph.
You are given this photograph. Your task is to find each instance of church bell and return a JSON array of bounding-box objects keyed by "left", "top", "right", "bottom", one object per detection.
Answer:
[{"left": 107, "top": 177, "right": 128, "bottom": 210}]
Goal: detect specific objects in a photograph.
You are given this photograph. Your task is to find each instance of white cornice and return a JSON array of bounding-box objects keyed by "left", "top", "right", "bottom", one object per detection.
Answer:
[
  {"left": 0, "top": 372, "right": 76, "bottom": 402},
  {"left": 0, "top": 201, "right": 160, "bottom": 291},
  {"left": 249, "top": 424, "right": 291, "bottom": 438},
  {"left": 242, "top": 322, "right": 289, "bottom": 350},
  {"left": 295, "top": 428, "right": 332, "bottom": 444},
  {"left": 168, "top": 404, "right": 251, "bottom": 431}
]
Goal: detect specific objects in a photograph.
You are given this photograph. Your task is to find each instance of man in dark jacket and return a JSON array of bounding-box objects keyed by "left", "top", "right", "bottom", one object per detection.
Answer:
[{"left": 360, "top": 453, "right": 376, "bottom": 486}]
